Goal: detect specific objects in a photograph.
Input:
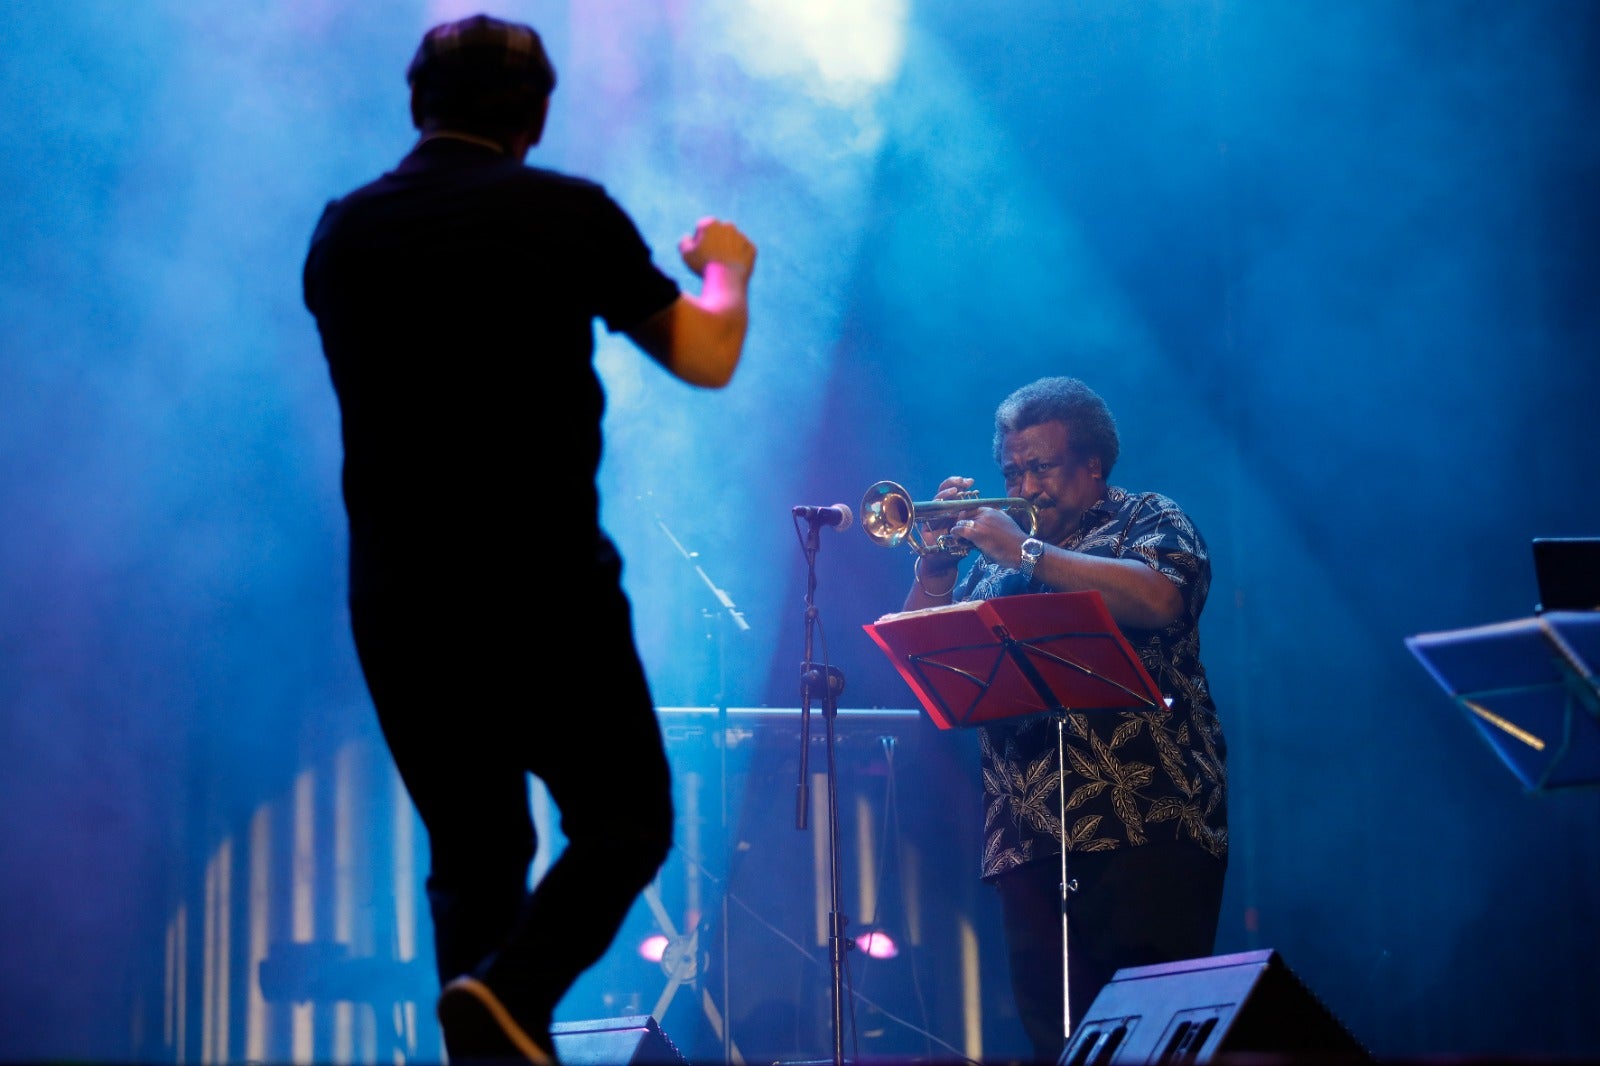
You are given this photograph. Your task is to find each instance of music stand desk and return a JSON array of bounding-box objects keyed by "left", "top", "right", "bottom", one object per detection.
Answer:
[{"left": 1405, "top": 611, "right": 1600, "bottom": 793}]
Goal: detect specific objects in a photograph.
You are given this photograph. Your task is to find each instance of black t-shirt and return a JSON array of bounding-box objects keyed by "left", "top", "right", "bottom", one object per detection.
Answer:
[{"left": 303, "top": 138, "right": 681, "bottom": 598}]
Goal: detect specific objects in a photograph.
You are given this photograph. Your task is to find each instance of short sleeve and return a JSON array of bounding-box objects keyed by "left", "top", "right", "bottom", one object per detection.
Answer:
[
  {"left": 1120, "top": 495, "right": 1210, "bottom": 619},
  {"left": 581, "top": 186, "right": 682, "bottom": 342}
]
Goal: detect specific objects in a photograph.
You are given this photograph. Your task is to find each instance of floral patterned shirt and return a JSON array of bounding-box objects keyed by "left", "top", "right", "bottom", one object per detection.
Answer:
[{"left": 953, "top": 485, "right": 1228, "bottom": 879}]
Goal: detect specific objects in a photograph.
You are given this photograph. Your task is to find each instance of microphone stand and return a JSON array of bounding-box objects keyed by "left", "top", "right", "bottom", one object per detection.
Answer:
[
  {"left": 655, "top": 516, "right": 751, "bottom": 640},
  {"left": 654, "top": 514, "right": 748, "bottom": 1066},
  {"left": 794, "top": 513, "right": 848, "bottom": 1066}
]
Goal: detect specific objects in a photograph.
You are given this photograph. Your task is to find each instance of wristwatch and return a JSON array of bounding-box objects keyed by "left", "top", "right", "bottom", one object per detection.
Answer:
[{"left": 1018, "top": 537, "right": 1045, "bottom": 583}]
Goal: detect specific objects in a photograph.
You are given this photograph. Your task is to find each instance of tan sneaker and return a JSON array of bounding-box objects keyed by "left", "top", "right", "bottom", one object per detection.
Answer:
[{"left": 437, "top": 975, "right": 557, "bottom": 1064}]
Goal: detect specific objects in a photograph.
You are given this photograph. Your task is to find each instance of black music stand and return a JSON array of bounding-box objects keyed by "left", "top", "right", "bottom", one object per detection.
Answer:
[
  {"left": 1405, "top": 611, "right": 1600, "bottom": 792},
  {"left": 864, "top": 592, "right": 1166, "bottom": 1044}
]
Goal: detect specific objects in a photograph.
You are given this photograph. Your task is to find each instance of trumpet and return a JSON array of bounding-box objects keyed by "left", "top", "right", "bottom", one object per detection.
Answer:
[{"left": 860, "top": 480, "right": 1038, "bottom": 557}]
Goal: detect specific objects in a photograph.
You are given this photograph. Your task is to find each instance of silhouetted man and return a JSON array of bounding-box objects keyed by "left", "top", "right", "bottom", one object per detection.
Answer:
[{"left": 303, "top": 14, "right": 756, "bottom": 1063}]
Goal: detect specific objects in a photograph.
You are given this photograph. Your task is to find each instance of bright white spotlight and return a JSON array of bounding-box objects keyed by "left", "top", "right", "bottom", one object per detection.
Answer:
[
  {"left": 639, "top": 934, "right": 669, "bottom": 963},
  {"left": 729, "top": 0, "right": 909, "bottom": 104},
  {"left": 855, "top": 930, "right": 899, "bottom": 959}
]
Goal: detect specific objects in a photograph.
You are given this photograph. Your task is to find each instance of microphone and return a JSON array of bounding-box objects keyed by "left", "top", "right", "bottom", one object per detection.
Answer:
[{"left": 793, "top": 503, "right": 853, "bottom": 531}]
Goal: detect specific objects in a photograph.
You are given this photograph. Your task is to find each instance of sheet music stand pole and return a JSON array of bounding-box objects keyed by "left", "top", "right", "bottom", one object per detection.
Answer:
[
  {"left": 1054, "top": 717, "right": 1078, "bottom": 1046},
  {"left": 987, "top": 634, "right": 1084, "bottom": 1046},
  {"left": 1005, "top": 635, "right": 1087, "bottom": 1043}
]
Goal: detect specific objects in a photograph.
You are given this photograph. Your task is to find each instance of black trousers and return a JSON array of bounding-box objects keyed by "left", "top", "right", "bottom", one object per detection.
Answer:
[
  {"left": 351, "top": 571, "right": 674, "bottom": 1031},
  {"left": 994, "top": 842, "right": 1226, "bottom": 1064}
]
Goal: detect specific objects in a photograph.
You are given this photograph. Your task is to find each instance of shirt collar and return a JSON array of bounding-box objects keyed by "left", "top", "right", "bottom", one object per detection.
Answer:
[
  {"left": 416, "top": 129, "right": 509, "bottom": 154},
  {"left": 1075, "top": 486, "right": 1119, "bottom": 531}
]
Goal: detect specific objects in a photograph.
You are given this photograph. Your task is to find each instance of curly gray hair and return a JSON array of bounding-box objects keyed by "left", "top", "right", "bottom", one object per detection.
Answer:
[{"left": 992, "top": 376, "right": 1120, "bottom": 477}]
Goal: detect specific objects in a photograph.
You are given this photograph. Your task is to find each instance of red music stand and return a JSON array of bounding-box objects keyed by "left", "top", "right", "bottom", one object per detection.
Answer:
[
  {"left": 864, "top": 591, "right": 1166, "bottom": 1046},
  {"left": 863, "top": 591, "right": 1165, "bottom": 728}
]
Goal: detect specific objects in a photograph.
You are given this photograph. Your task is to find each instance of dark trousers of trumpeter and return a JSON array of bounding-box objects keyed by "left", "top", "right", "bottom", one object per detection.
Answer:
[
  {"left": 995, "top": 842, "right": 1227, "bottom": 1065},
  {"left": 351, "top": 565, "right": 675, "bottom": 1041}
]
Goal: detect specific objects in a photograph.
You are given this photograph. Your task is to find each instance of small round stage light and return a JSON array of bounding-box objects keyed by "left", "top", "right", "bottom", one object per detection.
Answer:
[{"left": 854, "top": 930, "right": 899, "bottom": 959}]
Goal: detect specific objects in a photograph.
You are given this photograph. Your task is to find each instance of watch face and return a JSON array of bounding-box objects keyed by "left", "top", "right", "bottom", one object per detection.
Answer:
[{"left": 1023, "top": 538, "right": 1044, "bottom": 558}]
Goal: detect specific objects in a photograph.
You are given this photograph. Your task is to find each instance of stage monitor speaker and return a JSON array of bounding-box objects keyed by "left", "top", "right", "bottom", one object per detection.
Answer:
[
  {"left": 552, "top": 1015, "right": 687, "bottom": 1065},
  {"left": 1060, "top": 949, "right": 1371, "bottom": 1065}
]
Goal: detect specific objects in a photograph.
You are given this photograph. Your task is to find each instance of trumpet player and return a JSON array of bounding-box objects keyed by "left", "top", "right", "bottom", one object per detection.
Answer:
[{"left": 902, "top": 375, "right": 1227, "bottom": 1064}]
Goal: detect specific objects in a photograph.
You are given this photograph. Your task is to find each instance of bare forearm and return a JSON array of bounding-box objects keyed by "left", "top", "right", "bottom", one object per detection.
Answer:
[
  {"left": 627, "top": 281, "right": 748, "bottom": 389},
  {"left": 952, "top": 505, "right": 1184, "bottom": 630},
  {"left": 674, "top": 264, "right": 749, "bottom": 385},
  {"left": 1030, "top": 547, "right": 1182, "bottom": 630},
  {"left": 903, "top": 556, "right": 958, "bottom": 611}
]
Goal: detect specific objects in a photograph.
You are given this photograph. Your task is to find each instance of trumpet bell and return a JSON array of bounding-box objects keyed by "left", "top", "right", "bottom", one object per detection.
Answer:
[{"left": 860, "top": 480, "right": 918, "bottom": 549}]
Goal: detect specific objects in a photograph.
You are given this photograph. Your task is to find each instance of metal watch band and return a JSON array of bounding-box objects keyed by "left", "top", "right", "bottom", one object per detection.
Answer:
[{"left": 1019, "top": 537, "right": 1044, "bottom": 582}]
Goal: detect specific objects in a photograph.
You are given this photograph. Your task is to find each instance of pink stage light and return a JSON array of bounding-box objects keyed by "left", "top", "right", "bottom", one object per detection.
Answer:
[
  {"left": 854, "top": 930, "right": 899, "bottom": 959},
  {"left": 639, "top": 934, "right": 669, "bottom": 963}
]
